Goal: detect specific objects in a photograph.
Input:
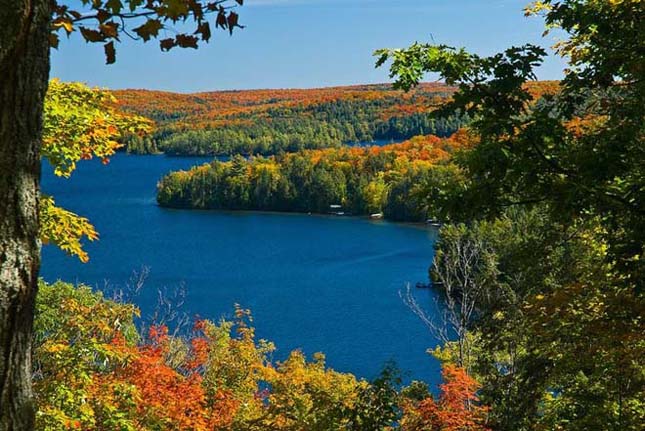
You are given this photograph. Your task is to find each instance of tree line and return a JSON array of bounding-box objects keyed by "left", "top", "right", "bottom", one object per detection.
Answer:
[{"left": 156, "top": 134, "right": 471, "bottom": 222}]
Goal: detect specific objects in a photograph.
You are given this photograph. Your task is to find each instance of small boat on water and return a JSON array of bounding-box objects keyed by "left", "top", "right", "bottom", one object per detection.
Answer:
[{"left": 370, "top": 213, "right": 383, "bottom": 219}]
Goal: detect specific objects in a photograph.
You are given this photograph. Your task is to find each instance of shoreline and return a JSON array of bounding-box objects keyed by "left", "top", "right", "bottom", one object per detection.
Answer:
[{"left": 157, "top": 205, "right": 439, "bottom": 231}]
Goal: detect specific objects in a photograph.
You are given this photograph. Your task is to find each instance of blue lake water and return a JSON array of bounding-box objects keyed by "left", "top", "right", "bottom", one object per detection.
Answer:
[{"left": 40, "top": 153, "right": 442, "bottom": 386}]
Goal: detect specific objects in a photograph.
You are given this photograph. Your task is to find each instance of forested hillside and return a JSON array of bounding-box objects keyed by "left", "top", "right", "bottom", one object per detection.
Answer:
[
  {"left": 114, "top": 83, "right": 468, "bottom": 155},
  {"left": 156, "top": 132, "right": 472, "bottom": 221},
  {"left": 153, "top": 82, "right": 558, "bottom": 221}
]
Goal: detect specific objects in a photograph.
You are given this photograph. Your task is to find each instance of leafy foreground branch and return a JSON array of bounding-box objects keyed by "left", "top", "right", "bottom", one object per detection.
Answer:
[
  {"left": 34, "top": 280, "right": 489, "bottom": 431},
  {"left": 374, "top": 0, "right": 645, "bottom": 429}
]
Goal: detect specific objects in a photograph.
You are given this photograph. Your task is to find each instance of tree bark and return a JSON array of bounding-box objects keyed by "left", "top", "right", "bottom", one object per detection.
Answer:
[{"left": 0, "top": 0, "right": 50, "bottom": 429}]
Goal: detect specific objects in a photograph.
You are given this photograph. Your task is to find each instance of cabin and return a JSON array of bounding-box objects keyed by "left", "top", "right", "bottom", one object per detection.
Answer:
[
  {"left": 426, "top": 218, "right": 442, "bottom": 227},
  {"left": 329, "top": 204, "right": 345, "bottom": 216}
]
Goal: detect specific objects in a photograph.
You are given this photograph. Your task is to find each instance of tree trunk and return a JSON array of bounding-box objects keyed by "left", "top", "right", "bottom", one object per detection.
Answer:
[{"left": 0, "top": 0, "right": 50, "bottom": 429}]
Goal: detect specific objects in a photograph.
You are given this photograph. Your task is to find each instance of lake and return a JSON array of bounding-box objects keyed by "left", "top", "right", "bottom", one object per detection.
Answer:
[{"left": 41, "top": 153, "right": 443, "bottom": 386}]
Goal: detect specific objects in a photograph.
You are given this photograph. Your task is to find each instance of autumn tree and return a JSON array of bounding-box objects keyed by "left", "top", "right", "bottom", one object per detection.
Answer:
[
  {"left": 0, "top": 1, "right": 244, "bottom": 428},
  {"left": 377, "top": 0, "right": 644, "bottom": 428},
  {"left": 402, "top": 365, "right": 489, "bottom": 431}
]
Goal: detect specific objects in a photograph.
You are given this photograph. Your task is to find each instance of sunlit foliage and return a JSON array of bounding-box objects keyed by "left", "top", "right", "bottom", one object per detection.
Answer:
[
  {"left": 157, "top": 133, "right": 471, "bottom": 222},
  {"left": 40, "top": 80, "right": 151, "bottom": 261},
  {"left": 34, "top": 280, "right": 485, "bottom": 430},
  {"left": 402, "top": 365, "right": 489, "bottom": 431},
  {"left": 115, "top": 83, "right": 467, "bottom": 156}
]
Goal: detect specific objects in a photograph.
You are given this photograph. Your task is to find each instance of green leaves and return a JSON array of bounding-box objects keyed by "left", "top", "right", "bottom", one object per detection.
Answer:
[
  {"left": 376, "top": 1, "right": 645, "bottom": 428},
  {"left": 375, "top": 44, "right": 475, "bottom": 91}
]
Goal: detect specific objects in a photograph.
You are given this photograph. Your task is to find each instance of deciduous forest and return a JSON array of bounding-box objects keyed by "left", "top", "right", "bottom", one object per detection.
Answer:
[
  {"left": 0, "top": 0, "right": 642, "bottom": 430},
  {"left": 115, "top": 84, "right": 467, "bottom": 156}
]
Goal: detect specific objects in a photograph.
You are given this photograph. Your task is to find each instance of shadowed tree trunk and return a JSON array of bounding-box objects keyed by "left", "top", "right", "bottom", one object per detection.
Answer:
[{"left": 0, "top": 0, "right": 50, "bottom": 429}]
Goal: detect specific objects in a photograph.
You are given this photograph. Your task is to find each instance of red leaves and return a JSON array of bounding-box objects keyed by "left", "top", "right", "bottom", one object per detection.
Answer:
[
  {"left": 80, "top": 27, "right": 106, "bottom": 42},
  {"left": 160, "top": 38, "right": 176, "bottom": 52},
  {"left": 148, "top": 324, "right": 169, "bottom": 343},
  {"left": 104, "top": 41, "right": 116, "bottom": 64},
  {"left": 159, "top": 34, "right": 199, "bottom": 51},
  {"left": 175, "top": 34, "right": 199, "bottom": 49},
  {"left": 216, "top": 10, "right": 244, "bottom": 35},
  {"left": 133, "top": 19, "right": 163, "bottom": 42},
  {"left": 196, "top": 21, "right": 212, "bottom": 42},
  {"left": 216, "top": 9, "right": 228, "bottom": 29},
  {"left": 50, "top": 1, "right": 246, "bottom": 64},
  {"left": 114, "top": 323, "right": 238, "bottom": 430},
  {"left": 99, "top": 21, "right": 120, "bottom": 39},
  {"left": 227, "top": 11, "right": 243, "bottom": 35}
]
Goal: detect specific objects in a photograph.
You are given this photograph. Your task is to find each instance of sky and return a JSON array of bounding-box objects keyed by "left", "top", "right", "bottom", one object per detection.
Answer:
[{"left": 51, "top": 0, "right": 567, "bottom": 93}]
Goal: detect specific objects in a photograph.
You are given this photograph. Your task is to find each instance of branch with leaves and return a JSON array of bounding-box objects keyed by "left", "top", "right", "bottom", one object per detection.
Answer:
[
  {"left": 41, "top": 79, "right": 152, "bottom": 261},
  {"left": 51, "top": 0, "right": 245, "bottom": 64}
]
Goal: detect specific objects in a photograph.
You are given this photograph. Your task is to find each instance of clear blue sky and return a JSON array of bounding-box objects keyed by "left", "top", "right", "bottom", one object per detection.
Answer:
[{"left": 51, "top": 0, "right": 566, "bottom": 92}]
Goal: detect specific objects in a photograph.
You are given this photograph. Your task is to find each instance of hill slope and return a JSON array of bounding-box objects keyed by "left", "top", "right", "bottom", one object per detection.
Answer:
[{"left": 113, "top": 83, "right": 467, "bottom": 156}]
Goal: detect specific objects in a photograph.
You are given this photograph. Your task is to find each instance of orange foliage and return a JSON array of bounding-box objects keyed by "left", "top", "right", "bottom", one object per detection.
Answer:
[
  {"left": 523, "top": 80, "right": 560, "bottom": 100},
  {"left": 113, "top": 82, "right": 457, "bottom": 132},
  {"left": 403, "top": 365, "right": 489, "bottom": 431},
  {"left": 116, "top": 325, "right": 238, "bottom": 430},
  {"left": 297, "top": 131, "right": 469, "bottom": 170}
]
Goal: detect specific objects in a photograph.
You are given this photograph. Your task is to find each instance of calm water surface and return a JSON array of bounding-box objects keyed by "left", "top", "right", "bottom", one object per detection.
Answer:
[{"left": 41, "top": 153, "right": 442, "bottom": 385}]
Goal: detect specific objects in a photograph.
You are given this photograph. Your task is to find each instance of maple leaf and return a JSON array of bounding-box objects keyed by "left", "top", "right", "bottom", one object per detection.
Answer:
[
  {"left": 160, "top": 38, "right": 176, "bottom": 51},
  {"left": 163, "top": 0, "right": 189, "bottom": 21},
  {"left": 104, "top": 41, "right": 116, "bottom": 64},
  {"left": 196, "top": 22, "right": 211, "bottom": 42},
  {"left": 99, "top": 21, "right": 120, "bottom": 39},
  {"left": 216, "top": 9, "right": 227, "bottom": 29},
  {"left": 81, "top": 27, "right": 107, "bottom": 43},
  {"left": 133, "top": 19, "right": 163, "bottom": 42},
  {"left": 175, "top": 34, "right": 199, "bottom": 49},
  {"left": 227, "top": 11, "right": 243, "bottom": 35},
  {"left": 105, "top": 0, "right": 124, "bottom": 14}
]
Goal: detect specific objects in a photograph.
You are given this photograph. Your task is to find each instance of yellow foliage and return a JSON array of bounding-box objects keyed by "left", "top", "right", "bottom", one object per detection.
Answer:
[
  {"left": 39, "top": 195, "right": 98, "bottom": 262},
  {"left": 40, "top": 80, "right": 152, "bottom": 261}
]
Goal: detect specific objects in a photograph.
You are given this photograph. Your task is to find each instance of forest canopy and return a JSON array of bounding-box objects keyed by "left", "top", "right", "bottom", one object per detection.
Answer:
[
  {"left": 115, "top": 83, "right": 468, "bottom": 155},
  {"left": 156, "top": 132, "right": 474, "bottom": 221}
]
